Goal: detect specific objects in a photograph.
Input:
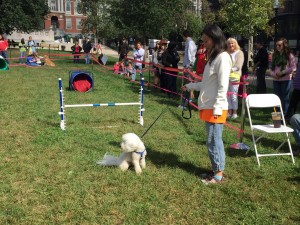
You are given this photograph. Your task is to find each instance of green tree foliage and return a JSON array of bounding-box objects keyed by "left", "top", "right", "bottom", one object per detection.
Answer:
[
  {"left": 219, "top": 0, "right": 274, "bottom": 37},
  {"left": 78, "top": 0, "right": 117, "bottom": 40},
  {"left": 106, "top": 0, "right": 199, "bottom": 41},
  {"left": 0, "top": 0, "right": 49, "bottom": 34}
]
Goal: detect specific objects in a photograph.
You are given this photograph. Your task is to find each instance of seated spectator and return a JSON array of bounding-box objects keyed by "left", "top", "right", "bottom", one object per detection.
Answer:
[
  {"left": 113, "top": 61, "right": 120, "bottom": 73},
  {"left": 125, "top": 61, "right": 136, "bottom": 79},
  {"left": 285, "top": 62, "right": 300, "bottom": 121},
  {"left": 289, "top": 114, "right": 300, "bottom": 156},
  {"left": 26, "top": 53, "right": 43, "bottom": 66}
]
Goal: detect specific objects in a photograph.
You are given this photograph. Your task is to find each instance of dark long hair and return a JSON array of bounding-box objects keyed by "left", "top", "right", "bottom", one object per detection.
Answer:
[
  {"left": 202, "top": 24, "right": 227, "bottom": 65},
  {"left": 274, "top": 37, "right": 291, "bottom": 61}
]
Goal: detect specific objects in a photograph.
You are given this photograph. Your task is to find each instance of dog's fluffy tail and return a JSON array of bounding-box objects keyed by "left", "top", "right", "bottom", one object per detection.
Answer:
[{"left": 97, "top": 153, "right": 120, "bottom": 166}]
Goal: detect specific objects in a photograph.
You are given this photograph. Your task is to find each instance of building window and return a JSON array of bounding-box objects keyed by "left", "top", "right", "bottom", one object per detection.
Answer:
[
  {"left": 66, "top": 18, "right": 72, "bottom": 29},
  {"left": 75, "top": 0, "right": 82, "bottom": 15},
  {"left": 51, "top": 0, "right": 56, "bottom": 11},
  {"left": 76, "top": 19, "right": 82, "bottom": 30},
  {"left": 66, "top": 0, "right": 71, "bottom": 13}
]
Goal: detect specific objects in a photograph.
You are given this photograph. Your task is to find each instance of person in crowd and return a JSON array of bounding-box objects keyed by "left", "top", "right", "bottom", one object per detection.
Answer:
[
  {"left": 132, "top": 42, "right": 145, "bottom": 81},
  {"left": 238, "top": 42, "right": 249, "bottom": 96},
  {"left": 113, "top": 61, "right": 120, "bottom": 74},
  {"left": 151, "top": 41, "right": 161, "bottom": 85},
  {"left": 125, "top": 61, "right": 136, "bottom": 79},
  {"left": 193, "top": 39, "right": 206, "bottom": 77},
  {"left": 289, "top": 113, "right": 300, "bottom": 156},
  {"left": 113, "top": 61, "right": 126, "bottom": 75},
  {"left": 284, "top": 53, "right": 300, "bottom": 121},
  {"left": 269, "top": 37, "right": 296, "bottom": 115},
  {"left": 157, "top": 39, "right": 168, "bottom": 91},
  {"left": 0, "top": 34, "right": 9, "bottom": 63},
  {"left": 83, "top": 38, "right": 93, "bottom": 64},
  {"left": 178, "top": 30, "right": 197, "bottom": 109},
  {"left": 26, "top": 52, "right": 43, "bottom": 66},
  {"left": 118, "top": 38, "right": 129, "bottom": 62},
  {"left": 27, "top": 36, "right": 36, "bottom": 55},
  {"left": 19, "top": 38, "right": 27, "bottom": 64},
  {"left": 253, "top": 41, "right": 268, "bottom": 93},
  {"left": 227, "top": 37, "right": 244, "bottom": 119},
  {"left": 71, "top": 41, "right": 82, "bottom": 63},
  {"left": 97, "top": 41, "right": 102, "bottom": 55},
  {"left": 161, "top": 41, "right": 180, "bottom": 97},
  {"left": 182, "top": 24, "right": 232, "bottom": 184}
]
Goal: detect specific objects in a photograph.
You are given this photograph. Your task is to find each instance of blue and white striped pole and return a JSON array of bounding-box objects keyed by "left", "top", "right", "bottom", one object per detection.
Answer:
[
  {"left": 58, "top": 78, "right": 66, "bottom": 130},
  {"left": 139, "top": 76, "right": 145, "bottom": 126}
]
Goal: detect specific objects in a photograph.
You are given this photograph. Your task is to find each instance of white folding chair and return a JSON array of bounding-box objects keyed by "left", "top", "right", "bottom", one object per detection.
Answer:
[{"left": 246, "top": 94, "right": 295, "bottom": 166}]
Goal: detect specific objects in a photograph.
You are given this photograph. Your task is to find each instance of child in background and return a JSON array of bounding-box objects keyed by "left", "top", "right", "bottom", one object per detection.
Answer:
[
  {"left": 19, "top": 38, "right": 27, "bottom": 64},
  {"left": 27, "top": 36, "right": 36, "bottom": 55},
  {"left": 113, "top": 61, "right": 126, "bottom": 75},
  {"left": 113, "top": 61, "right": 120, "bottom": 74},
  {"left": 125, "top": 61, "right": 136, "bottom": 79},
  {"left": 119, "top": 61, "right": 125, "bottom": 74}
]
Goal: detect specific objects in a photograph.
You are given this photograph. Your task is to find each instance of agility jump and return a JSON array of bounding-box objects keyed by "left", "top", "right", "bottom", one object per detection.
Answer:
[{"left": 58, "top": 77, "right": 145, "bottom": 131}]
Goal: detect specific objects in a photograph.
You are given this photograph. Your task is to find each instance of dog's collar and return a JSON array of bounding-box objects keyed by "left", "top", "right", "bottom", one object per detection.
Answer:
[{"left": 134, "top": 149, "right": 146, "bottom": 159}]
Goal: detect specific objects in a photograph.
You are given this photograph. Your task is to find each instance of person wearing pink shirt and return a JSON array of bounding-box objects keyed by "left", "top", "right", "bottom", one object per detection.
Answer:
[
  {"left": 0, "top": 34, "right": 9, "bottom": 63},
  {"left": 270, "top": 38, "right": 296, "bottom": 115}
]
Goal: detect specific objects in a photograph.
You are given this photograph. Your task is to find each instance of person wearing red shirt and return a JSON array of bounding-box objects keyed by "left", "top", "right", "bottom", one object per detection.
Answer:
[{"left": 0, "top": 34, "right": 9, "bottom": 63}]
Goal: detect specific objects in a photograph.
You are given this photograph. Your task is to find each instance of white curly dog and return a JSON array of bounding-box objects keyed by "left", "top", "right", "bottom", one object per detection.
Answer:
[{"left": 97, "top": 133, "right": 147, "bottom": 174}]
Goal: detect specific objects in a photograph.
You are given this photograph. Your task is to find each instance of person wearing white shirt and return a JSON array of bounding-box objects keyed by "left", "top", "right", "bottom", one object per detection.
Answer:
[
  {"left": 182, "top": 24, "right": 232, "bottom": 185},
  {"left": 132, "top": 42, "right": 145, "bottom": 81},
  {"left": 183, "top": 30, "right": 197, "bottom": 69},
  {"left": 178, "top": 30, "right": 197, "bottom": 109}
]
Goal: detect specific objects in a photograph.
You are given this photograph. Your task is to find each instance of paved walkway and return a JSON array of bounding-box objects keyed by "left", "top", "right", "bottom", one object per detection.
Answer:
[{"left": 101, "top": 45, "right": 119, "bottom": 58}]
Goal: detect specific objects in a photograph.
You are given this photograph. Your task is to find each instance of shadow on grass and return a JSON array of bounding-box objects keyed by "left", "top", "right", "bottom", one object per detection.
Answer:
[
  {"left": 167, "top": 107, "right": 196, "bottom": 136},
  {"left": 108, "top": 142, "right": 210, "bottom": 176},
  {"left": 226, "top": 147, "right": 255, "bottom": 158},
  {"left": 146, "top": 147, "right": 210, "bottom": 176}
]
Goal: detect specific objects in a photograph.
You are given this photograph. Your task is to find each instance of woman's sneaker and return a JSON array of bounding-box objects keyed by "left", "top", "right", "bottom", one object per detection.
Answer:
[
  {"left": 231, "top": 114, "right": 238, "bottom": 119},
  {"left": 201, "top": 176, "right": 224, "bottom": 185}
]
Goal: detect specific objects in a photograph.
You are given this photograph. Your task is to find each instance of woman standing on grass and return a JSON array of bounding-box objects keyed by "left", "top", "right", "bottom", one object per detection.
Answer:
[
  {"left": 270, "top": 38, "right": 296, "bottom": 115},
  {"left": 182, "top": 24, "right": 232, "bottom": 184},
  {"left": 226, "top": 37, "right": 244, "bottom": 120}
]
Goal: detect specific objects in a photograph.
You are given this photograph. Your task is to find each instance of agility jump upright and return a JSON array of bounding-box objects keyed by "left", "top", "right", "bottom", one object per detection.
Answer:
[{"left": 58, "top": 77, "right": 145, "bottom": 131}]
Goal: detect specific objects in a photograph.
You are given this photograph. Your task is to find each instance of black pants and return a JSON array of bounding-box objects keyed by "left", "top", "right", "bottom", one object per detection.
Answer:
[
  {"left": 256, "top": 67, "right": 267, "bottom": 93},
  {"left": 285, "top": 89, "right": 300, "bottom": 120},
  {"left": 166, "top": 71, "right": 177, "bottom": 96},
  {"left": 160, "top": 69, "right": 168, "bottom": 92}
]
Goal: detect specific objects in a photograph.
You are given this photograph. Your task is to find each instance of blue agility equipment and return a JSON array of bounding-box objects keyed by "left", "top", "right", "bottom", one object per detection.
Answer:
[
  {"left": 0, "top": 56, "right": 9, "bottom": 70},
  {"left": 69, "top": 70, "right": 94, "bottom": 92},
  {"left": 58, "top": 77, "right": 145, "bottom": 131}
]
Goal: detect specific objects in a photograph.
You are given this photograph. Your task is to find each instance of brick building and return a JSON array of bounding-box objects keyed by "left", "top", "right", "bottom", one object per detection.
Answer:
[{"left": 44, "top": 0, "right": 86, "bottom": 37}]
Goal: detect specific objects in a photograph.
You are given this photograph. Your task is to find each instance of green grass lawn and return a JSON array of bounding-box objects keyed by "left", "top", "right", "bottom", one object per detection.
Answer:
[{"left": 0, "top": 49, "right": 299, "bottom": 224}]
